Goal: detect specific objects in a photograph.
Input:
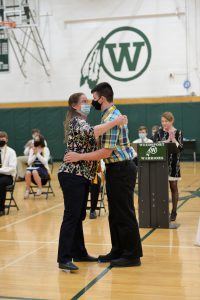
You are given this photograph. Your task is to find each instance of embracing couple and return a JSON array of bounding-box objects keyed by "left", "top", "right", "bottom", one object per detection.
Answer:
[{"left": 57, "top": 82, "right": 143, "bottom": 272}]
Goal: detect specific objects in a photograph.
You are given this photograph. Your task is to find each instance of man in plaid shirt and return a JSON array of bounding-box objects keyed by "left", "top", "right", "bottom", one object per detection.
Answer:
[
  {"left": 65, "top": 82, "right": 143, "bottom": 268},
  {"left": 101, "top": 104, "right": 134, "bottom": 164}
]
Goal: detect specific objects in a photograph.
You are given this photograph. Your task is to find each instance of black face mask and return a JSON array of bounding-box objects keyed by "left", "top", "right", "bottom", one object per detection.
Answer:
[
  {"left": 92, "top": 100, "right": 102, "bottom": 111},
  {"left": 34, "top": 141, "right": 41, "bottom": 147},
  {"left": 0, "top": 140, "right": 6, "bottom": 147}
]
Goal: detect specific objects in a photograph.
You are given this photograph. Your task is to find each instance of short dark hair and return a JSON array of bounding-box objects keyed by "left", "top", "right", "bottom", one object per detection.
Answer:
[
  {"left": 138, "top": 126, "right": 148, "bottom": 132},
  {"left": 91, "top": 82, "right": 114, "bottom": 103},
  {"left": 32, "top": 128, "right": 40, "bottom": 135},
  {"left": 152, "top": 125, "right": 159, "bottom": 131}
]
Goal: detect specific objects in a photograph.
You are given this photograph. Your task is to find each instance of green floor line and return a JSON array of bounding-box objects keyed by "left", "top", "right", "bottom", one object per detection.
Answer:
[
  {"left": 177, "top": 197, "right": 190, "bottom": 209},
  {"left": 70, "top": 228, "right": 156, "bottom": 300},
  {"left": 70, "top": 190, "right": 196, "bottom": 300}
]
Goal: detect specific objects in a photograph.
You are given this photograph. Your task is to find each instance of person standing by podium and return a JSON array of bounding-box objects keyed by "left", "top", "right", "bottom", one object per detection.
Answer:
[{"left": 153, "top": 112, "right": 183, "bottom": 221}]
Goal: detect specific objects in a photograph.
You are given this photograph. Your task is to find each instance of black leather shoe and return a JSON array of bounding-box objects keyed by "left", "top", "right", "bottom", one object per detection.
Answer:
[
  {"left": 98, "top": 252, "right": 120, "bottom": 263},
  {"left": 73, "top": 255, "right": 98, "bottom": 262},
  {"left": 170, "top": 211, "right": 177, "bottom": 222},
  {"left": 0, "top": 211, "right": 5, "bottom": 217},
  {"left": 59, "top": 262, "right": 79, "bottom": 271},
  {"left": 110, "top": 257, "right": 141, "bottom": 268},
  {"left": 90, "top": 211, "right": 97, "bottom": 219}
]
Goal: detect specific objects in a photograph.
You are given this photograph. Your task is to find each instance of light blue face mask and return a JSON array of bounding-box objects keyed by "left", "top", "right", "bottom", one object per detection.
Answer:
[
  {"left": 80, "top": 104, "right": 91, "bottom": 116},
  {"left": 139, "top": 133, "right": 147, "bottom": 140}
]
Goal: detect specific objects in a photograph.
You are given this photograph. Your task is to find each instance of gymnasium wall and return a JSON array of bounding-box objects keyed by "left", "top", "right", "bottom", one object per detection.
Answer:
[
  {"left": 0, "top": 1, "right": 199, "bottom": 161},
  {"left": 0, "top": 100, "right": 199, "bottom": 161},
  {"left": 0, "top": 0, "right": 200, "bottom": 103}
]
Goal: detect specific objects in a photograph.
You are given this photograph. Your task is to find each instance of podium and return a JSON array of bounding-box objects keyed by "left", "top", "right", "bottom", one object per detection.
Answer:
[{"left": 138, "top": 142, "right": 179, "bottom": 229}]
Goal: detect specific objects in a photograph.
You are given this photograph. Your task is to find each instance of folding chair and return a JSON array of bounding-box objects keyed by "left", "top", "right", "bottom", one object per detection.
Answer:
[
  {"left": 5, "top": 175, "right": 19, "bottom": 215},
  {"left": 30, "top": 156, "right": 55, "bottom": 200},
  {"left": 87, "top": 177, "right": 107, "bottom": 216}
]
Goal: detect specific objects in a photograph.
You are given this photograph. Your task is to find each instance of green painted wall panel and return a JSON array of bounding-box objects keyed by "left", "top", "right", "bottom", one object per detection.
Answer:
[{"left": 0, "top": 102, "right": 199, "bottom": 160}]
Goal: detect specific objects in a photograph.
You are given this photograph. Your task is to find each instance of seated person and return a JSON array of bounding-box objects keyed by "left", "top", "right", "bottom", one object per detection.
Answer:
[
  {"left": 151, "top": 125, "right": 160, "bottom": 140},
  {"left": 133, "top": 126, "right": 153, "bottom": 144},
  {"left": 89, "top": 160, "right": 105, "bottom": 219},
  {"left": 132, "top": 126, "right": 152, "bottom": 166},
  {"left": 0, "top": 131, "right": 17, "bottom": 216},
  {"left": 24, "top": 134, "right": 50, "bottom": 199},
  {"left": 17, "top": 128, "right": 47, "bottom": 181}
]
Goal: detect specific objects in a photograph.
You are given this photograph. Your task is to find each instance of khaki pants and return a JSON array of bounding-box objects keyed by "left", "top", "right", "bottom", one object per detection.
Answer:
[{"left": 17, "top": 156, "right": 28, "bottom": 178}]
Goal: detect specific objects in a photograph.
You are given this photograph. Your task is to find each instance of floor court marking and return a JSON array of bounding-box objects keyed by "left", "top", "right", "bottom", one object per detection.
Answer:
[
  {"left": 0, "top": 190, "right": 198, "bottom": 299},
  {"left": 1, "top": 182, "right": 198, "bottom": 232},
  {"left": 0, "top": 202, "right": 63, "bottom": 231},
  {"left": 1, "top": 241, "right": 198, "bottom": 250},
  {"left": 0, "top": 197, "right": 196, "bottom": 273},
  {"left": 143, "top": 244, "right": 200, "bottom": 249},
  {"left": 70, "top": 196, "right": 194, "bottom": 300},
  {"left": 0, "top": 296, "right": 48, "bottom": 300},
  {"left": 0, "top": 240, "right": 57, "bottom": 244},
  {"left": 70, "top": 228, "right": 156, "bottom": 300},
  {"left": 0, "top": 244, "right": 50, "bottom": 271},
  {"left": 0, "top": 219, "right": 92, "bottom": 271}
]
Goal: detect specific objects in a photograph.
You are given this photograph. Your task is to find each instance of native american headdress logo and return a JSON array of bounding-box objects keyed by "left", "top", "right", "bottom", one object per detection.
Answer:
[
  {"left": 80, "top": 26, "right": 151, "bottom": 89},
  {"left": 80, "top": 38, "right": 104, "bottom": 89}
]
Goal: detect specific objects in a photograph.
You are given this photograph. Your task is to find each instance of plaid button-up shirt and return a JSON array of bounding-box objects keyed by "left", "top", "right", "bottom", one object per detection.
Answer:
[{"left": 100, "top": 105, "right": 134, "bottom": 164}]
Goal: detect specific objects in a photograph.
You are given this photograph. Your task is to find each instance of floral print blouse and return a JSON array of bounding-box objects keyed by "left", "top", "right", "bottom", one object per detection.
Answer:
[{"left": 58, "top": 116, "right": 97, "bottom": 181}]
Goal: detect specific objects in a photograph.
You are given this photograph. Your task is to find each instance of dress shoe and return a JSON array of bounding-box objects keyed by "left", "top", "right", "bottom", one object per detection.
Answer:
[
  {"left": 170, "top": 211, "right": 177, "bottom": 222},
  {"left": 73, "top": 255, "right": 98, "bottom": 262},
  {"left": 90, "top": 211, "right": 97, "bottom": 219},
  {"left": 98, "top": 252, "right": 120, "bottom": 263},
  {"left": 59, "top": 262, "right": 79, "bottom": 271},
  {"left": 0, "top": 211, "right": 5, "bottom": 217},
  {"left": 110, "top": 257, "right": 141, "bottom": 268}
]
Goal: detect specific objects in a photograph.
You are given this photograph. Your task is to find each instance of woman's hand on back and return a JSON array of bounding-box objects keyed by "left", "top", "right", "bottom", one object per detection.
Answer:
[{"left": 64, "top": 152, "right": 81, "bottom": 163}]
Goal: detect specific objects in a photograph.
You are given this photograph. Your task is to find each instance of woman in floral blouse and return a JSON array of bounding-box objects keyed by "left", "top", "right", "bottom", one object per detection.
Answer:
[{"left": 57, "top": 92, "right": 127, "bottom": 272}]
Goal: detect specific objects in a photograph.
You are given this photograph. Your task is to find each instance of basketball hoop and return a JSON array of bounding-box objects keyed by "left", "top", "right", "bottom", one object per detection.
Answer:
[{"left": 0, "top": 21, "right": 16, "bottom": 29}]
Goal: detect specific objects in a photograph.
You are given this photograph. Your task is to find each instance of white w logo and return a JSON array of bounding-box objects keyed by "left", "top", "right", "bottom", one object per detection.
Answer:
[{"left": 146, "top": 145, "right": 158, "bottom": 157}]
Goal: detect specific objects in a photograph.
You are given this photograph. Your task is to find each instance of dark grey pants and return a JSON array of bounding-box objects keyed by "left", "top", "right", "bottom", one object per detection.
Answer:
[
  {"left": 58, "top": 172, "right": 89, "bottom": 263},
  {"left": 106, "top": 160, "right": 143, "bottom": 259},
  {"left": 0, "top": 175, "right": 13, "bottom": 211}
]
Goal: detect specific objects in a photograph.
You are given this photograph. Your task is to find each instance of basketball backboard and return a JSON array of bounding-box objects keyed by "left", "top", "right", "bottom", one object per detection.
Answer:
[{"left": 0, "top": 0, "right": 39, "bottom": 28}]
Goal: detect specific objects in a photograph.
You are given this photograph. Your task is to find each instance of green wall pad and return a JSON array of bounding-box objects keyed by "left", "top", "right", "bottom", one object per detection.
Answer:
[{"left": 0, "top": 102, "right": 199, "bottom": 161}]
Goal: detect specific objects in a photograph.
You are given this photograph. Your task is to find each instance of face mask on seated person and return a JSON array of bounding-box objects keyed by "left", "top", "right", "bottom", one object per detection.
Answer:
[
  {"left": 0, "top": 140, "right": 6, "bottom": 147},
  {"left": 139, "top": 133, "right": 147, "bottom": 140},
  {"left": 80, "top": 104, "right": 91, "bottom": 116},
  {"left": 34, "top": 141, "right": 41, "bottom": 147}
]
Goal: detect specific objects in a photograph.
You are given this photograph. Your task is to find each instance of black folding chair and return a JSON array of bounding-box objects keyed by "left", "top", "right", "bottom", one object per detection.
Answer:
[
  {"left": 30, "top": 156, "right": 55, "bottom": 200},
  {"left": 5, "top": 175, "right": 19, "bottom": 215}
]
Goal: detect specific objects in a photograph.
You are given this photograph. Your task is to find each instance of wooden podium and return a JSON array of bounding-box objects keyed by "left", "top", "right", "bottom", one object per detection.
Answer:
[{"left": 138, "top": 143, "right": 178, "bottom": 229}]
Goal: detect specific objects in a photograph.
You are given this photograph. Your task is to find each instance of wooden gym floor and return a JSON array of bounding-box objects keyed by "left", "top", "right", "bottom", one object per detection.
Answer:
[{"left": 0, "top": 162, "right": 200, "bottom": 300}]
